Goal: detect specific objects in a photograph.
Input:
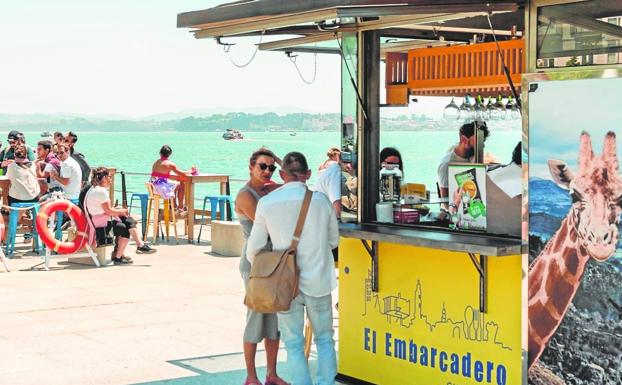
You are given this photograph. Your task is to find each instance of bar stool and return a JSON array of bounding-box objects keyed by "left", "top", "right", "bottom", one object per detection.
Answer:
[
  {"left": 6, "top": 202, "right": 42, "bottom": 256},
  {"left": 128, "top": 193, "right": 149, "bottom": 235},
  {"left": 144, "top": 183, "right": 178, "bottom": 244},
  {"left": 197, "top": 195, "right": 234, "bottom": 243}
]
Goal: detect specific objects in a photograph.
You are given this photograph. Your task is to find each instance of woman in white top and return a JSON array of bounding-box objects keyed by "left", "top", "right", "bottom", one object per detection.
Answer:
[
  {"left": 6, "top": 145, "right": 40, "bottom": 204},
  {"left": 83, "top": 167, "right": 156, "bottom": 265}
]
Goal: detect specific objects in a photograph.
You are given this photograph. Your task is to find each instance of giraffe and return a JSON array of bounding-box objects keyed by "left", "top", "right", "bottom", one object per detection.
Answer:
[{"left": 528, "top": 131, "right": 622, "bottom": 369}]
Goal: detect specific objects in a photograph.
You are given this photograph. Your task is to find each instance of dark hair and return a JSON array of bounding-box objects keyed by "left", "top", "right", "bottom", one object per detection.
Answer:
[
  {"left": 16, "top": 133, "right": 26, "bottom": 144},
  {"left": 53, "top": 131, "right": 63, "bottom": 138},
  {"left": 66, "top": 131, "right": 78, "bottom": 144},
  {"left": 14, "top": 145, "right": 28, "bottom": 159},
  {"left": 460, "top": 121, "right": 490, "bottom": 141},
  {"left": 512, "top": 142, "right": 522, "bottom": 165},
  {"left": 91, "top": 166, "right": 110, "bottom": 186},
  {"left": 249, "top": 148, "right": 275, "bottom": 166},
  {"left": 380, "top": 147, "right": 403, "bottom": 172},
  {"left": 37, "top": 140, "right": 52, "bottom": 151},
  {"left": 282, "top": 151, "right": 309, "bottom": 176},
  {"left": 159, "top": 145, "right": 172, "bottom": 158}
]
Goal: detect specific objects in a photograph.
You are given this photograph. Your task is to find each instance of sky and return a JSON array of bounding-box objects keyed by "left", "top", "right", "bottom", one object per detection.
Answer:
[
  {"left": 528, "top": 76, "right": 622, "bottom": 179},
  {"left": 0, "top": 1, "right": 525, "bottom": 121},
  {"left": 0, "top": 0, "right": 342, "bottom": 118}
]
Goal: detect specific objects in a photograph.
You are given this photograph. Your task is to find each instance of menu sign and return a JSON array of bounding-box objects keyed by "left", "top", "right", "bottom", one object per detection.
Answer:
[{"left": 448, "top": 164, "right": 487, "bottom": 231}]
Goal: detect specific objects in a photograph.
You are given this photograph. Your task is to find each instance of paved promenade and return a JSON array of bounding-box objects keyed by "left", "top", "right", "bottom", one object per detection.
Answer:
[{"left": 0, "top": 227, "right": 340, "bottom": 385}]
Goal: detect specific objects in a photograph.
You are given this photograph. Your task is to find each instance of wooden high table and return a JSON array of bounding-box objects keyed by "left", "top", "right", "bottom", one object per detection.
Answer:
[{"left": 181, "top": 173, "right": 230, "bottom": 243}]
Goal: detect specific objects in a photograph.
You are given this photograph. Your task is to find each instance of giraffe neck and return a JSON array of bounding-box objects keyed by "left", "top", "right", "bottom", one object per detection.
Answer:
[{"left": 527, "top": 215, "right": 590, "bottom": 367}]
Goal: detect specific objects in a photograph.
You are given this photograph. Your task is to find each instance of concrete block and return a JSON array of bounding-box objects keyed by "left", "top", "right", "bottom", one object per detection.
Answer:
[
  {"left": 68, "top": 246, "right": 108, "bottom": 266},
  {"left": 211, "top": 220, "right": 243, "bottom": 257}
]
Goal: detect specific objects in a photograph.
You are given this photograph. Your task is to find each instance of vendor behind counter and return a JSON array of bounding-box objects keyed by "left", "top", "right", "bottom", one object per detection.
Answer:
[{"left": 377, "top": 136, "right": 522, "bottom": 237}]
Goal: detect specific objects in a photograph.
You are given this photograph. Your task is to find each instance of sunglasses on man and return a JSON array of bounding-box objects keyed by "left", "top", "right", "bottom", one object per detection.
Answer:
[{"left": 258, "top": 163, "right": 277, "bottom": 172}]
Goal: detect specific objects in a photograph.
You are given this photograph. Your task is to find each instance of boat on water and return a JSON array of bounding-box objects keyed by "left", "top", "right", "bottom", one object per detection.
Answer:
[
  {"left": 41, "top": 130, "right": 53, "bottom": 139},
  {"left": 222, "top": 129, "right": 243, "bottom": 140},
  {"left": 290, "top": 132, "right": 297, "bottom": 136}
]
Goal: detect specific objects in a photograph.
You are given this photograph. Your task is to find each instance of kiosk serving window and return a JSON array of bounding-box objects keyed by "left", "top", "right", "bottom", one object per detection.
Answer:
[{"left": 377, "top": 97, "right": 521, "bottom": 233}]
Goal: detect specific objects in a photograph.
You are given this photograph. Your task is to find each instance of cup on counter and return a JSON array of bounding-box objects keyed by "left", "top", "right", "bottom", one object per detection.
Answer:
[{"left": 376, "top": 202, "right": 394, "bottom": 223}]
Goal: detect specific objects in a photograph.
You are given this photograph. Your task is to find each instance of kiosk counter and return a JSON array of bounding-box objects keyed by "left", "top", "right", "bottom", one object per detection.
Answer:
[{"left": 337, "top": 223, "right": 523, "bottom": 385}]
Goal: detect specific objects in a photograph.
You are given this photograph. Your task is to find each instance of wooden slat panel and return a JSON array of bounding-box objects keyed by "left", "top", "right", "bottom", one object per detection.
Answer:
[{"left": 405, "top": 39, "right": 524, "bottom": 90}]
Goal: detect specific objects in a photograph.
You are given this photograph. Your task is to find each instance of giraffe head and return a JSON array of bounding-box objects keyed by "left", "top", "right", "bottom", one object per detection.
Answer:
[{"left": 548, "top": 131, "right": 622, "bottom": 262}]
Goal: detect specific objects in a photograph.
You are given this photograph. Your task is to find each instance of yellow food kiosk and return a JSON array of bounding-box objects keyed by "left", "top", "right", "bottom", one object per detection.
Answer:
[{"left": 178, "top": 1, "right": 622, "bottom": 384}]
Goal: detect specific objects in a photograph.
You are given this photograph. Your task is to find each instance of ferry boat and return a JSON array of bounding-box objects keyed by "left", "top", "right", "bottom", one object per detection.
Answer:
[
  {"left": 41, "top": 130, "right": 53, "bottom": 138},
  {"left": 222, "top": 129, "right": 243, "bottom": 140}
]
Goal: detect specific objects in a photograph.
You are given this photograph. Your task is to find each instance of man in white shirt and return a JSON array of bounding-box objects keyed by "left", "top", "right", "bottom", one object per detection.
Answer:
[
  {"left": 312, "top": 161, "right": 342, "bottom": 217},
  {"left": 50, "top": 143, "right": 83, "bottom": 200},
  {"left": 436, "top": 121, "right": 490, "bottom": 199},
  {"left": 247, "top": 152, "right": 339, "bottom": 385}
]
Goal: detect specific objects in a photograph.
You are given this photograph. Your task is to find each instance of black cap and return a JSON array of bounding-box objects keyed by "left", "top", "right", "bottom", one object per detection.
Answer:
[{"left": 7, "top": 130, "right": 19, "bottom": 140}]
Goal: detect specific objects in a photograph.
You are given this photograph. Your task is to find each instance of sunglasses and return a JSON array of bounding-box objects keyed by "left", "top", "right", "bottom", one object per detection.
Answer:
[{"left": 258, "top": 163, "right": 277, "bottom": 172}]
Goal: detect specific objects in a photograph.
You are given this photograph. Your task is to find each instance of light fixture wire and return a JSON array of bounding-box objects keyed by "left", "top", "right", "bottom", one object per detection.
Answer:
[
  {"left": 288, "top": 51, "right": 318, "bottom": 85},
  {"left": 226, "top": 30, "right": 265, "bottom": 68}
]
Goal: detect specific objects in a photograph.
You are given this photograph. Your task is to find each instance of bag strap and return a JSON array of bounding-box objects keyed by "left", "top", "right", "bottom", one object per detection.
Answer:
[{"left": 289, "top": 187, "right": 313, "bottom": 250}]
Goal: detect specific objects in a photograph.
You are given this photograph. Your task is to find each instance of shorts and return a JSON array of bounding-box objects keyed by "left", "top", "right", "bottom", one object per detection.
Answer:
[
  {"left": 8, "top": 196, "right": 38, "bottom": 205},
  {"left": 95, "top": 216, "right": 137, "bottom": 245},
  {"left": 150, "top": 177, "right": 178, "bottom": 199}
]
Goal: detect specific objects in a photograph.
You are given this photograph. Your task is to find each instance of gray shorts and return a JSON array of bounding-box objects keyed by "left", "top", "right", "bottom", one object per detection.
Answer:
[{"left": 241, "top": 271, "right": 280, "bottom": 343}]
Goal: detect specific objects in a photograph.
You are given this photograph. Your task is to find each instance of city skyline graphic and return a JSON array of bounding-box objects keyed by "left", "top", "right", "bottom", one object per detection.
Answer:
[{"left": 362, "top": 270, "right": 512, "bottom": 351}]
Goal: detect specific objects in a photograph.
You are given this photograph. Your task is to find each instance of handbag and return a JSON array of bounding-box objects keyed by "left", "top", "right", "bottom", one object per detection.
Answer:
[
  {"left": 244, "top": 188, "right": 313, "bottom": 313},
  {"left": 82, "top": 186, "right": 114, "bottom": 247},
  {"left": 91, "top": 214, "right": 109, "bottom": 228}
]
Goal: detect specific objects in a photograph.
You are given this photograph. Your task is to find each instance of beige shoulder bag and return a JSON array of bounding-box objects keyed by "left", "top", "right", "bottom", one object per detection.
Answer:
[{"left": 244, "top": 188, "right": 313, "bottom": 313}]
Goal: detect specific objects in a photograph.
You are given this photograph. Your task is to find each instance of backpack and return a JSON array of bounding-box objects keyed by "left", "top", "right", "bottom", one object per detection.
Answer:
[
  {"left": 72, "top": 152, "right": 91, "bottom": 184},
  {"left": 244, "top": 189, "right": 312, "bottom": 313}
]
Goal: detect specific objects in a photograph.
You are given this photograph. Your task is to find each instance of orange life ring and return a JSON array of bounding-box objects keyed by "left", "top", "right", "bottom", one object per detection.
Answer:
[
  {"left": 36, "top": 200, "right": 89, "bottom": 254},
  {"left": 0, "top": 214, "right": 4, "bottom": 241}
]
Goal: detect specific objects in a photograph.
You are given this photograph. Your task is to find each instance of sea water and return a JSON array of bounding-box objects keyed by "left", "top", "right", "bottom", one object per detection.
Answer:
[{"left": 73, "top": 130, "right": 521, "bottom": 204}]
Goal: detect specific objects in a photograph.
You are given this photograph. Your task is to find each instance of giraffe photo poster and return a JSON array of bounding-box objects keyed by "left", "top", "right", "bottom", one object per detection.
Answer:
[{"left": 527, "top": 76, "right": 622, "bottom": 385}]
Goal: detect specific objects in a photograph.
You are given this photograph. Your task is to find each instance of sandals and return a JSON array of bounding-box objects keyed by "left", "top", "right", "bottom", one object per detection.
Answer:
[
  {"left": 243, "top": 376, "right": 289, "bottom": 385},
  {"left": 265, "top": 377, "right": 290, "bottom": 385}
]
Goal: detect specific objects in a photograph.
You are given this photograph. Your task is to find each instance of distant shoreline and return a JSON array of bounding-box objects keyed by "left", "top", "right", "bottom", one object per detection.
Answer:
[{"left": 0, "top": 112, "right": 521, "bottom": 134}]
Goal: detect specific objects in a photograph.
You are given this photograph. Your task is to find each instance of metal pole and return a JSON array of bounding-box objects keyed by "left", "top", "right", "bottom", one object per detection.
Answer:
[{"left": 120, "top": 171, "right": 128, "bottom": 209}]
